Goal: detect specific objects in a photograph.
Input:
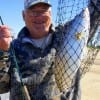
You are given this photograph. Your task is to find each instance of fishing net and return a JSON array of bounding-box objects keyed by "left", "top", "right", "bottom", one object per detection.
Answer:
[{"left": 54, "top": 0, "right": 100, "bottom": 92}]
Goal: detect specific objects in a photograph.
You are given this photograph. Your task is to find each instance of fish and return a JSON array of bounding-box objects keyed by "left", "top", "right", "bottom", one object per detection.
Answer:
[{"left": 54, "top": 7, "right": 90, "bottom": 92}]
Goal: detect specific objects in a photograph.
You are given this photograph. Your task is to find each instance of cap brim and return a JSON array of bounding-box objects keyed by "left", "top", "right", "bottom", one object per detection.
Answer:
[{"left": 27, "top": 2, "right": 51, "bottom": 9}]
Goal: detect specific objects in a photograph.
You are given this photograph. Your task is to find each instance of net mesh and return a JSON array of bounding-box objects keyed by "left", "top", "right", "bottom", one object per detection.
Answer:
[
  {"left": 54, "top": 0, "right": 100, "bottom": 92},
  {"left": 55, "top": 0, "right": 89, "bottom": 25}
]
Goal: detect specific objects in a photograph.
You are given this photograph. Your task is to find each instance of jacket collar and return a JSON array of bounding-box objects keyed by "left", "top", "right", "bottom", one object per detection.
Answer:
[{"left": 17, "top": 25, "right": 55, "bottom": 49}]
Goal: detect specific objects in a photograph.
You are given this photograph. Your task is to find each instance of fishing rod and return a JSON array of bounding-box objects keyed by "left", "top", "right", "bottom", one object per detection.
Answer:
[
  {"left": 0, "top": 16, "right": 4, "bottom": 25},
  {"left": 0, "top": 16, "right": 31, "bottom": 100}
]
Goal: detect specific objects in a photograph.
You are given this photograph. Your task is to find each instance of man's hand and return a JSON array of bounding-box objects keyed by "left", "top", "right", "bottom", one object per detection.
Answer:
[{"left": 0, "top": 25, "right": 12, "bottom": 51}]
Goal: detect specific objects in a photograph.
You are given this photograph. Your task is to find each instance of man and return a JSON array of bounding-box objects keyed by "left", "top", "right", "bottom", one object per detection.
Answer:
[{"left": 0, "top": 0, "right": 93, "bottom": 100}]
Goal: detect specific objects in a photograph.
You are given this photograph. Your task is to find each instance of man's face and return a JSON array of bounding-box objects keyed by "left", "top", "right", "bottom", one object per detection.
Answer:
[{"left": 23, "top": 3, "right": 52, "bottom": 39}]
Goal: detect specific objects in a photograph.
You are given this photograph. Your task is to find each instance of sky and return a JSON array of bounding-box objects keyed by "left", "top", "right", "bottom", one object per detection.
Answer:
[
  {"left": 0, "top": 0, "right": 24, "bottom": 36},
  {"left": 0, "top": 0, "right": 58, "bottom": 37}
]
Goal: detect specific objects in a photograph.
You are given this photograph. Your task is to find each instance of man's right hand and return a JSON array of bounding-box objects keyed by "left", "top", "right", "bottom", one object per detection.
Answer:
[{"left": 0, "top": 25, "right": 12, "bottom": 51}]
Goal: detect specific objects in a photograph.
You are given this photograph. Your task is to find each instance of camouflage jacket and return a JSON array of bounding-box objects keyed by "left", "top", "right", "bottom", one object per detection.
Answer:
[{"left": 0, "top": 25, "right": 81, "bottom": 100}]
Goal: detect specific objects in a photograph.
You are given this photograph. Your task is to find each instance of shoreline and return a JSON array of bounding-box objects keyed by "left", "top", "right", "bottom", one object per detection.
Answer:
[{"left": 81, "top": 52, "right": 100, "bottom": 100}]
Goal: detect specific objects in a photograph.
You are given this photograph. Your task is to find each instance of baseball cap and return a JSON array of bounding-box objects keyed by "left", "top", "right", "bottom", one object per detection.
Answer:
[{"left": 24, "top": 0, "right": 51, "bottom": 9}]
